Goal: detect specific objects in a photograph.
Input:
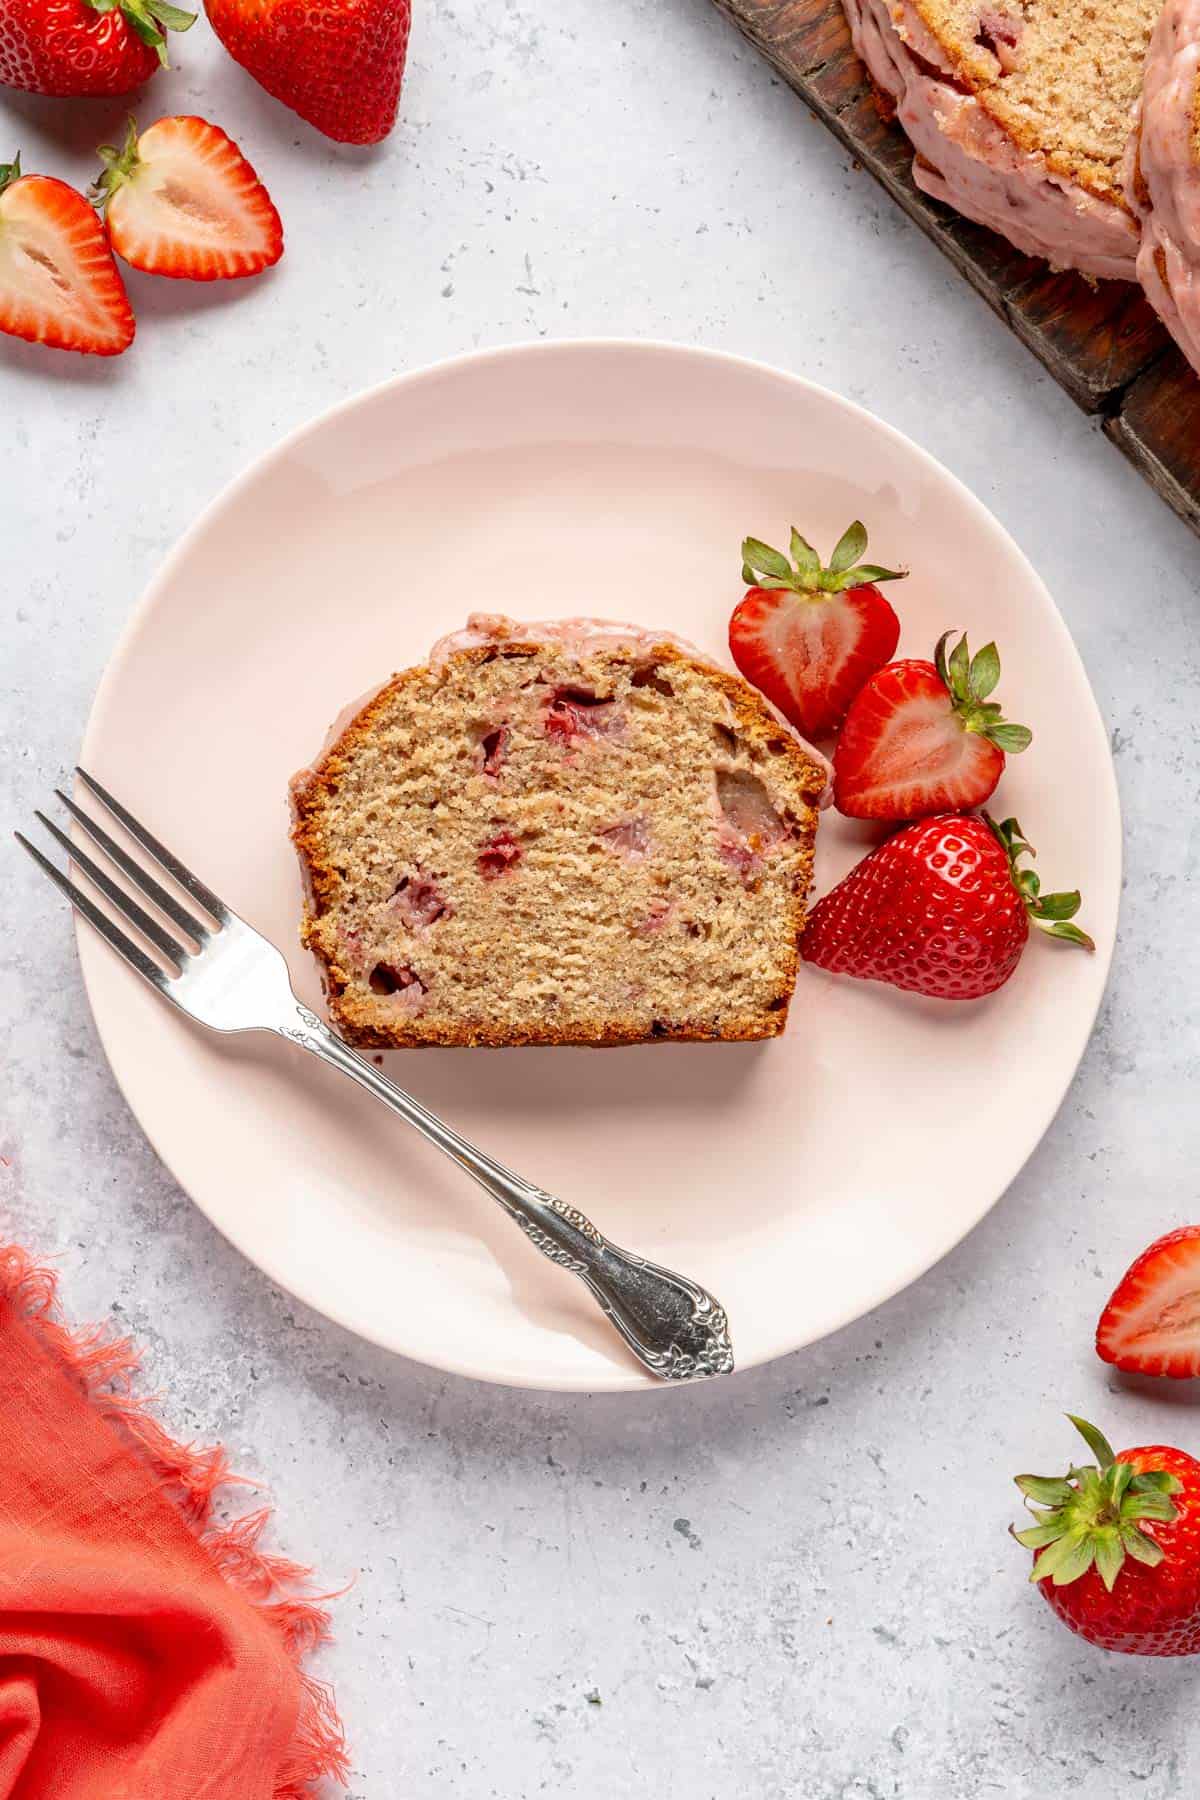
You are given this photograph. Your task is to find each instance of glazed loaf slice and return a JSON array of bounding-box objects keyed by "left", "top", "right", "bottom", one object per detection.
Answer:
[
  {"left": 290, "top": 616, "right": 828, "bottom": 1048},
  {"left": 845, "top": 0, "right": 1157, "bottom": 278}
]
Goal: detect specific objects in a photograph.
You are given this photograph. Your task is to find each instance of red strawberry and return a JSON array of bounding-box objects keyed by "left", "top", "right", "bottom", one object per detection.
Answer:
[
  {"left": 0, "top": 0, "right": 193, "bottom": 96},
  {"left": 800, "top": 813, "right": 1092, "bottom": 1000},
  {"left": 729, "top": 521, "right": 904, "bottom": 739},
  {"left": 1013, "top": 1415, "right": 1200, "bottom": 1656},
  {"left": 204, "top": 0, "right": 411, "bottom": 145},
  {"left": 833, "top": 633, "right": 1031, "bottom": 820},
  {"left": 0, "top": 159, "right": 134, "bottom": 356},
  {"left": 92, "top": 117, "right": 283, "bottom": 282},
  {"left": 1096, "top": 1228, "right": 1200, "bottom": 1378}
]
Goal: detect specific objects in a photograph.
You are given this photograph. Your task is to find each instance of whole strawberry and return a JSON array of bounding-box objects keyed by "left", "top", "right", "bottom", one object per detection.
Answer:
[
  {"left": 800, "top": 813, "right": 1092, "bottom": 999},
  {"left": 834, "top": 632, "right": 1031, "bottom": 820},
  {"left": 729, "top": 520, "right": 904, "bottom": 740},
  {"left": 1013, "top": 1416, "right": 1200, "bottom": 1656},
  {"left": 205, "top": 0, "right": 411, "bottom": 144},
  {"left": 0, "top": 0, "right": 193, "bottom": 96}
]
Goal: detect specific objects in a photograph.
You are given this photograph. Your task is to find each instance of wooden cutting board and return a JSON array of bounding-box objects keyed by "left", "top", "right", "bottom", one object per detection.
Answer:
[{"left": 711, "top": 0, "right": 1200, "bottom": 538}]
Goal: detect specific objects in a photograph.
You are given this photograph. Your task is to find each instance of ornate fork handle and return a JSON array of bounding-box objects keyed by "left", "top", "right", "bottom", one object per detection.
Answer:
[
  {"left": 19, "top": 773, "right": 733, "bottom": 1387},
  {"left": 279, "top": 1006, "right": 734, "bottom": 1382}
]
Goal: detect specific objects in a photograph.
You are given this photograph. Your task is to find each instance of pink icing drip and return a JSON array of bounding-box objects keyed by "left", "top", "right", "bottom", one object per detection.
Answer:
[
  {"left": 428, "top": 612, "right": 712, "bottom": 667},
  {"left": 843, "top": 0, "right": 1139, "bottom": 280},
  {"left": 1129, "top": 0, "right": 1200, "bottom": 372},
  {"left": 291, "top": 615, "right": 834, "bottom": 815}
]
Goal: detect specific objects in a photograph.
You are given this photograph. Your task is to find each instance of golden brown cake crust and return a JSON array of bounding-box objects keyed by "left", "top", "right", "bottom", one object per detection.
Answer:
[{"left": 291, "top": 638, "right": 825, "bottom": 1049}]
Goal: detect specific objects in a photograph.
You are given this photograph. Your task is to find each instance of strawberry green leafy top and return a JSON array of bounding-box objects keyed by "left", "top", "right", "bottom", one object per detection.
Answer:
[
  {"left": 986, "top": 816, "right": 1094, "bottom": 950},
  {"left": 740, "top": 520, "right": 906, "bottom": 596},
  {"left": 933, "top": 631, "right": 1032, "bottom": 755},
  {"left": 1013, "top": 1415, "right": 1181, "bottom": 1591},
  {"left": 88, "top": 0, "right": 194, "bottom": 68}
]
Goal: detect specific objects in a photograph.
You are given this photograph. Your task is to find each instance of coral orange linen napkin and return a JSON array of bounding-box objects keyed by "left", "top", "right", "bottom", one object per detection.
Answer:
[{"left": 0, "top": 1245, "right": 348, "bottom": 1799}]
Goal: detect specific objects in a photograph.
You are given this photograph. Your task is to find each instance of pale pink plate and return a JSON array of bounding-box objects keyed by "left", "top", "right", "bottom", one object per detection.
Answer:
[{"left": 79, "top": 341, "right": 1120, "bottom": 1392}]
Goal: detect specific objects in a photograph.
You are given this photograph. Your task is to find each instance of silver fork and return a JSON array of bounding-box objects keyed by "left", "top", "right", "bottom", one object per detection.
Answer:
[{"left": 17, "top": 770, "right": 734, "bottom": 1384}]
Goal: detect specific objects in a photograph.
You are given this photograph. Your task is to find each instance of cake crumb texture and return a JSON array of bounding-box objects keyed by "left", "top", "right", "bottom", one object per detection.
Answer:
[
  {"left": 911, "top": 0, "right": 1161, "bottom": 202},
  {"left": 291, "top": 634, "right": 825, "bottom": 1048}
]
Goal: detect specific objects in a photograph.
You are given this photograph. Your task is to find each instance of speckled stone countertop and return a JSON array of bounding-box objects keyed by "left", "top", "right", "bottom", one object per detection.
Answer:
[{"left": 3, "top": 2, "right": 1199, "bottom": 1793}]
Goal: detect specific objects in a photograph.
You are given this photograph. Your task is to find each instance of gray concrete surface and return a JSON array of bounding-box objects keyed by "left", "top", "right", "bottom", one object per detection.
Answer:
[{"left": 3, "top": 1, "right": 1199, "bottom": 1793}]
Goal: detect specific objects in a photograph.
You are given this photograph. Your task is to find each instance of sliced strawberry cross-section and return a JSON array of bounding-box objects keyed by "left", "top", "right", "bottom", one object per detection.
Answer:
[
  {"left": 729, "top": 518, "right": 905, "bottom": 740},
  {"left": 1097, "top": 1227, "right": 1200, "bottom": 1378},
  {"left": 833, "top": 631, "right": 1032, "bottom": 821},
  {"left": 0, "top": 159, "right": 134, "bottom": 355},
  {"left": 91, "top": 116, "right": 283, "bottom": 282}
]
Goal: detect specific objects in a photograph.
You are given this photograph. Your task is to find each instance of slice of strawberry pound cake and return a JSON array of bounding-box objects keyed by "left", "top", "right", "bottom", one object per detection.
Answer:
[{"left": 290, "top": 616, "right": 829, "bottom": 1048}]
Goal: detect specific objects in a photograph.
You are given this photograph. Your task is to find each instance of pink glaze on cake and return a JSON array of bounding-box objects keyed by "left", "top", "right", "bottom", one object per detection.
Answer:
[
  {"left": 429, "top": 613, "right": 832, "bottom": 801},
  {"left": 291, "top": 614, "right": 834, "bottom": 816},
  {"left": 1128, "top": 0, "right": 1200, "bottom": 372},
  {"left": 428, "top": 612, "right": 713, "bottom": 667},
  {"left": 844, "top": 0, "right": 1140, "bottom": 279}
]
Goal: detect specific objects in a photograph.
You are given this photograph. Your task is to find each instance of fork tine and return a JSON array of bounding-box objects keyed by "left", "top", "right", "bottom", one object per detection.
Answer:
[
  {"left": 35, "top": 812, "right": 188, "bottom": 968},
  {"left": 74, "top": 768, "right": 229, "bottom": 924},
  {"left": 54, "top": 789, "right": 209, "bottom": 944},
  {"left": 16, "top": 834, "right": 171, "bottom": 994}
]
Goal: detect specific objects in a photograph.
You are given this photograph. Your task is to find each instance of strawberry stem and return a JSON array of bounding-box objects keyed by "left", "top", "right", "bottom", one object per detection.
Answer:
[
  {"left": 1012, "top": 1416, "right": 1180, "bottom": 1593},
  {"left": 90, "top": 117, "right": 141, "bottom": 213},
  {"left": 985, "top": 815, "right": 1095, "bottom": 951},
  {"left": 933, "top": 631, "right": 1032, "bottom": 753},
  {"left": 0, "top": 154, "right": 20, "bottom": 198},
  {"left": 85, "top": 0, "right": 195, "bottom": 66},
  {"left": 740, "top": 519, "right": 906, "bottom": 596}
]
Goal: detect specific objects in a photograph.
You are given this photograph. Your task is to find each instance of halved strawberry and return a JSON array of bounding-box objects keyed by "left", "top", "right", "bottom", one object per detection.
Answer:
[
  {"left": 833, "top": 632, "right": 1031, "bottom": 820},
  {"left": 729, "top": 521, "right": 904, "bottom": 739},
  {"left": 92, "top": 117, "right": 283, "bottom": 282},
  {"left": 0, "top": 157, "right": 134, "bottom": 356},
  {"left": 1097, "top": 1228, "right": 1200, "bottom": 1379}
]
